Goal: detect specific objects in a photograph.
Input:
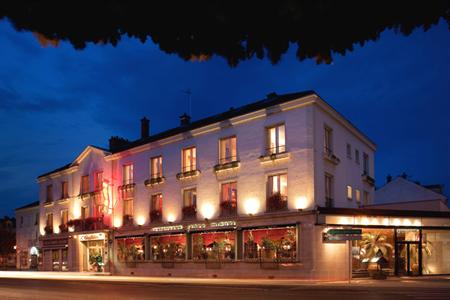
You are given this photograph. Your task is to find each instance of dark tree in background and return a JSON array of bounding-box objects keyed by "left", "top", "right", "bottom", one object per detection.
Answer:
[
  {"left": 0, "top": 1, "right": 449, "bottom": 65},
  {"left": 0, "top": 216, "right": 16, "bottom": 268}
]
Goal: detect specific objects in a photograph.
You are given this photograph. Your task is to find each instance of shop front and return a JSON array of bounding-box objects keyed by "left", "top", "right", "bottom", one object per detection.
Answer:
[
  {"left": 40, "top": 236, "right": 69, "bottom": 271},
  {"left": 78, "top": 232, "right": 109, "bottom": 272}
]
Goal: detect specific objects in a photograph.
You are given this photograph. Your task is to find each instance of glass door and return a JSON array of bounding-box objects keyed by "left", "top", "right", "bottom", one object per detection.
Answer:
[
  {"left": 397, "top": 242, "right": 420, "bottom": 276},
  {"left": 86, "top": 241, "right": 104, "bottom": 272}
]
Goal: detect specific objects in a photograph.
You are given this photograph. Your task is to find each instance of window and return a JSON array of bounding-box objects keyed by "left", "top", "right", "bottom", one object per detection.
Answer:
[
  {"left": 355, "top": 149, "right": 360, "bottom": 164},
  {"left": 123, "top": 197, "right": 133, "bottom": 218},
  {"left": 150, "top": 234, "right": 186, "bottom": 261},
  {"left": 46, "top": 213, "right": 53, "bottom": 227},
  {"left": 192, "top": 231, "right": 235, "bottom": 261},
  {"left": 116, "top": 237, "right": 145, "bottom": 262},
  {"left": 52, "top": 249, "right": 60, "bottom": 271},
  {"left": 363, "top": 191, "right": 370, "bottom": 205},
  {"left": 347, "top": 185, "right": 352, "bottom": 200},
  {"left": 94, "top": 171, "right": 103, "bottom": 191},
  {"left": 183, "top": 188, "right": 197, "bottom": 208},
  {"left": 219, "top": 136, "right": 237, "bottom": 164},
  {"left": 267, "top": 174, "right": 288, "bottom": 211},
  {"left": 363, "top": 152, "right": 369, "bottom": 175},
  {"left": 61, "top": 210, "right": 68, "bottom": 226},
  {"left": 150, "top": 156, "right": 163, "bottom": 178},
  {"left": 243, "top": 226, "right": 296, "bottom": 261},
  {"left": 325, "top": 173, "right": 334, "bottom": 207},
  {"left": 123, "top": 164, "right": 134, "bottom": 185},
  {"left": 182, "top": 147, "right": 196, "bottom": 172},
  {"left": 46, "top": 184, "right": 53, "bottom": 202},
  {"left": 221, "top": 182, "right": 237, "bottom": 216},
  {"left": 151, "top": 193, "right": 163, "bottom": 212},
  {"left": 355, "top": 189, "right": 361, "bottom": 203},
  {"left": 81, "top": 175, "right": 89, "bottom": 194},
  {"left": 61, "top": 181, "right": 68, "bottom": 199},
  {"left": 346, "top": 143, "right": 352, "bottom": 159},
  {"left": 267, "top": 124, "right": 286, "bottom": 154},
  {"left": 324, "top": 125, "right": 333, "bottom": 154},
  {"left": 81, "top": 206, "right": 88, "bottom": 220}
]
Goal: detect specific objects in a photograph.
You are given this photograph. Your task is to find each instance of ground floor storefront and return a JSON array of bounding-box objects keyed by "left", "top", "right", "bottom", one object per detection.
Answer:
[{"left": 39, "top": 208, "right": 450, "bottom": 280}]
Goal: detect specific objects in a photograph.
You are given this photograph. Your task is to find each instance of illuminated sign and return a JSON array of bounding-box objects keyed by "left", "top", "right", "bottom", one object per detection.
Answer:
[
  {"left": 210, "top": 221, "right": 236, "bottom": 228},
  {"left": 151, "top": 225, "right": 184, "bottom": 232},
  {"left": 79, "top": 232, "right": 106, "bottom": 241},
  {"left": 323, "top": 228, "right": 362, "bottom": 242},
  {"left": 187, "top": 223, "right": 206, "bottom": 230}
]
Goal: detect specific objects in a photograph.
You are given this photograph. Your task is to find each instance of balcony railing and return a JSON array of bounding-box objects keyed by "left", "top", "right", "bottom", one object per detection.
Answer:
[
  {"left": 266, "top": 193, "right": 288, "bottom": 212},
  {"left": 214, "top": 159, "right": 240, "bottom": 172},
  {"left": 176, "top": 169, "right": 200, "bottom": 180},
  {"left": 67, "top": 217, "right": 108, "bottom": 232},
  {"left": 145, "top": 176, "right": 165, "bottom": 187},
  {"left": 44, "top": 225, "right": 53, "bottom": 235},
  {"left": 220, "top": 201, "right": 237, "bottom": 217},
  {"left": 362, "top": 172, "right": 375, "bottom": 186},
  {"left": 150, "top": 210, "right": 162, "bottom": 223},
  {"left": 122, "top": 215, "right": 133, "bottom": 226},
  {"left": 259, "top": 147, "right": 289, "bottom": 163},
  {"left": 59, "top": 224, "right": 68, "bottom": 233},
  {"left": 182, "top": 205, "right": 197, "bottom": 220},
  {"left": 323, "top": 148, "right": 340, "bottom": 165}
]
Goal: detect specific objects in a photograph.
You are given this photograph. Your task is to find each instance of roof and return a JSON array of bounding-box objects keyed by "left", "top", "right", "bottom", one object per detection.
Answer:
[
  {"left": 15, "top": 201, "right": 39, "bottom": 211},
  {"left": 317, "top": 206, "right": 450, "bottom": 218},
  {"left": 111, "top": 90, "right": 316, "bottom": 153}
]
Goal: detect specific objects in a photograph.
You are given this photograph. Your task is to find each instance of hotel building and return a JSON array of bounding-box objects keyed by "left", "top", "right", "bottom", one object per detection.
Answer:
[{"left": 35, "top": 91, "right": 450, "bottom": 279}]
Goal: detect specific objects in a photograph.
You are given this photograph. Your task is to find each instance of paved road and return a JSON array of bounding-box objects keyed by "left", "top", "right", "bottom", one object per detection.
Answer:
[{"left": 0, "top": 278, "right": 450, "bottom": 300}]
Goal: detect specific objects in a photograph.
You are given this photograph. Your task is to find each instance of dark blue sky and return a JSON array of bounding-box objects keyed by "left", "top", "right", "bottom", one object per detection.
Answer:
[{"left": 0, "top": 19, "right": 449, "bottom": 217}]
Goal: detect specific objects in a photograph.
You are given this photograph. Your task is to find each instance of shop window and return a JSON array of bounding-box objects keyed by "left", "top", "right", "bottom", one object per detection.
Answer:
[
  {"left": 192, "top": 231, "right": 235, "bottom": 261},
  {"left": 150, "top": 234, "right": 186, "bottom": 261},
  {"left": 219, "top": 136, "right": 237, "bottom": 164},
  {"left": 182, "top": 147, "right": 197, "bottom": 172},
  {"left": 61, "top": 249, "right": 68, "bottom": 271},
  {"left": 220, "top": 182, "right": 237, "bottom": 216},
  {"left": 116, "top": 237, "right": 145, "bottom": 262},
  {"left": 267, "top": 124, "right": 286, "bottom": 154},
  {"left": 266, "top": 174, "right": 287, "bottom": 212},
  {"left": 81, "top": 175, "right": 89, "bottom": 194},
  {"left": 396, "top": 229, "right": 419, "bottom": 242},
  {"left": 52, "top": 249, "right": 60, "bottom": 271},
  {"left": 422, "top": 230, "right": 450, "bottom": 274},
  {"left": 243, "top": 227, "right": 296, "bottom": 261},
  {"left": 352, "top": 228, "right": 395, "bottom": 276}
]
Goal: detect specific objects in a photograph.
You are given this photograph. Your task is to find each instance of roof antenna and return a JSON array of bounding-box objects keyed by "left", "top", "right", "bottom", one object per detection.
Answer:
[{"left": 182, "top": 89, "right": 192, "bottom": 117}]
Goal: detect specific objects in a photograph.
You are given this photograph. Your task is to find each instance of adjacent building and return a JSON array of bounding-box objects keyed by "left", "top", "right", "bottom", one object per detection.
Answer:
[
  {"left": 15, "top": 201, "right": 40, "bottom": 270},
  {"left": 32, "top": 90, "right": 450, "bottom": 279}
]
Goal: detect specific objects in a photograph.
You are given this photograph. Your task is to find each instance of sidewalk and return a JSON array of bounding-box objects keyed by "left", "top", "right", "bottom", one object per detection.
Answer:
[{"left": 0, "top": 271, "right": 449, "bottom": 288}]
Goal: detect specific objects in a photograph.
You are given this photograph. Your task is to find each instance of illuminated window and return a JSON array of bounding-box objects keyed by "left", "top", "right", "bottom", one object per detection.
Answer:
[
  {"left": 116, "top": 237, "right": 145, "bottom": 262},
  {"left": 61, "top": 209, "right": 68, "bottom": 226},
  {"left": 123, "top": 164, "right": 134, "bottom": 185},
  {"left": 221, "top": 182, "right": 237, "bottom": 216},
  {"left": 192, "top": 231, "right": 235, "bottom": 261},
  {"left": 46, "top": 213, "right": 53, "bottom": 227},
  {"left": 355, "top": 189, "right": 361, "bottom": 203},
  {"left": 81, "top": 175, "right": 89, "bottom": 194},
  {"left": 324, "top": 125, "right": 333, "bottom": 155},
  {"left": 243, "top": 226, "right": 296, "bottom": 261},
  {"left": 61, "top": 181, "right": 68, "bottom": 199},
  {"left": 182, "top": 147, "right": 196, "bottom": 172},
  {"left": 94, "top": 171, "right": 103, "bottom": 191},
  {"left": 46, "top": 184, "right": 53, "bottom": 202},
  {"left": 151, "top": 193, "right": 163, "bottom": 213},
  {"left": 150, "top": 156, "right": 163, "bottom": 178},
  {"left": 347, "top": 185, "right": 352, "bottom": 200},
  {"left": 267, "top": 174, "right": 287, "bottom": 211},
  {"left": 219, "top": 136, "right": 237, "bottom": 164},
  {"left": 346, "top": 143, "right": 352, "bottom": 159},
  {"left": 123, "top": 198, "right": 133, "bottom": 218},
  {"left": 183, "top": 188, "right": 197, "bottom": 208},
  {"left": 267, "top": 124, "right": 286, "bottom": 154},
  {"left": 150, "top": 234, "right": 186, "bottom": 261}
]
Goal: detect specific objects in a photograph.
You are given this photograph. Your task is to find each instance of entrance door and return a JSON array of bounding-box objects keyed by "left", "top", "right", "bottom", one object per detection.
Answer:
[
  {"left": 396, "top": 242, "right": 420, "bottom": 276},
  {"left": 86, "top": 241, "right": 104, "bottom": 272}
]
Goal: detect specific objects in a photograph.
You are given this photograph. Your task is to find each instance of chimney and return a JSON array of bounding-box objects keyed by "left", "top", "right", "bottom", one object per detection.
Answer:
[
  {"left": 109, "top": 136, "right": 130, "bottom": 152},
  {"left": 386, "top": 174, "right": 392, "bottom": 183},
  {"left": 180, "top": 113, "right": 191, "bottom": 126},
  {"left": 141, "top": 117, "right": 150, "bottom": 139}
]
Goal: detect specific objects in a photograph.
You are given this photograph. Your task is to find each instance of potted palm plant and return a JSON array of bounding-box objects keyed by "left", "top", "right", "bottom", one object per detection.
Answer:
[{"left": 359, "top": 233, "right": 393, "bottom": 279}]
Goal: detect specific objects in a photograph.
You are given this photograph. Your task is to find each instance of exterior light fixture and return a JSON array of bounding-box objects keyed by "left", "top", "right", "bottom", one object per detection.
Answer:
[
  {"left": 201, "top": 203, "right": 215, "bottom": 220},
  {"left": 244, "top": 198, "right": 259, "bottom": 215},
  {"left": 295, "top": 196, "right": 308, "bottom": 210}
]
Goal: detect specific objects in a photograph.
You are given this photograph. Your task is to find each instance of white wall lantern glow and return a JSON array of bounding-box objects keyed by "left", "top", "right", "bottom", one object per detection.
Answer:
[
  {"left": 295, "top": 196, "right": 308, "bottom": 210},
  {"left": 136, "top": 215, "right": 146, "bottom": 226},
  {"left": 244, "top": 198, "right": 259, "bottom": 215},
  {"left": 167, "top": 213, "right": 176, "bottom": 223},
  {"left": 113, "top": 217, "right": 122, "bottom": 228},
  {"left": 201, "top": 203, "right": 215, "bottom": 220}
]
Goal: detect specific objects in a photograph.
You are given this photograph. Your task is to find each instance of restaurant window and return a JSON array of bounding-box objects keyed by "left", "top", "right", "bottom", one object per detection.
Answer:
[
  {"left": 61, "top": 249, "right": 68, "bottom": 271},
  {"left": 150, "top": 156, "right": 163, "bottom": 178},
  {"left": 192, "top": 231, "right": 235, "bottom": 261},
  {"left": 324, "top": 125, "right": 333, "bottom": 155},
  {"left": 267, "top": 124, "right": 286, "bottom": 154},
  {"left": 150, "top": 234, "right": 186, "bottom": 261},
  {"left": 116, "top": 237, "right": 145, "bottom": 262},
  {"left": 325, "top": 173, "right": 334, "bottom": 207},
  {"left": 52, "top": 249, "right": 60, "bottom": 271},
  {"left": 182, "top": 147, "right": 196, "bottom": 172},
  {"left": 363, "top": 152, "right": 370, "bottom": 175},
  {"left": 352, "top": 228, "right": 395, "bottom": 276},
  {"left": 347, "top": 185, "right": 352, "bottom": 200},
  {"left": 61, "top": 181, "right": 68, "bottom": 199},
  {"left": 346, "top": 143, "right": 352, "bottom": 159},
  {"left": 355, "top": 149, "right": 360, "bottom": 164},
  {"left": 355, "top": 189, "right": 361, "bottom": 203},
  {"left": 220, "top": 182, "right": 237, "bottom": 216},
  {"left": 94, "top": 171, "right": 103, "bottom": 191},
  {"left": 219, "top": 136, "right": 237, "bottom": 164},
  {"left": 46, "top": 184, "right": 53, "bottom": 202},
  {"left": 266, "top": 174, "right": 287, "bottom": 211},
  {"left": 243, "top": 226, "right": 296, "bottom": 261},
  {"left": 182, "top": 188, "right": 197, "bottom": 219},
  {"left": 422, "top": 230, "right": 450, "bottom": 275},
  {"left": 81, "top": 175, "right": 89, "bottom": 194},
  {"left": 150, "top": 193, "right": 163, "bottom": 222},
  {"left": 123, "top": 164, "right": 134, "bottom": 185}
]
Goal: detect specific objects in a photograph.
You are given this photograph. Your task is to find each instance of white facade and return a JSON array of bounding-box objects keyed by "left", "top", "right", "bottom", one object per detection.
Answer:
[{"left": 15, "top": 202, "right": 40, "bottom": 269}]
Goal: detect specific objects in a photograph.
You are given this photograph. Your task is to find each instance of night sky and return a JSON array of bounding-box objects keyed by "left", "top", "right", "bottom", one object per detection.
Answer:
[{"left": 0, "top": 19, "right": 449, "bottom": 217}]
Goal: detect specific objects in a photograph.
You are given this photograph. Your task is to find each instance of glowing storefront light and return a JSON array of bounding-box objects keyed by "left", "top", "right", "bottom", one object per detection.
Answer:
[
  {"left": 136, "top": 215, "right": 146, "bottom": 226},
  {"left": 113, "top": 217, "right": 122, "bottom": 228},
  {"left": 201, "top": 203, "right": 215, "bottom": 219},
  {"left": 167, "top": 213, "right": 176, "bottom": 223},
  {"left": 244, "top": 198, "right": 259, "bottom": 215},
  {"left": 326, "top": 215, "right": 422, "bottom": 227},
  {"left": 295, "top": 196, "right": 308, "bottom": 210}
]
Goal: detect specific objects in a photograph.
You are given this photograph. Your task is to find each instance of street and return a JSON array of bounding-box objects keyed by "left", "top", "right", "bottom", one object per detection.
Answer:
[{"left": 0, "top": 276, "right": 450, "bottom": 300}]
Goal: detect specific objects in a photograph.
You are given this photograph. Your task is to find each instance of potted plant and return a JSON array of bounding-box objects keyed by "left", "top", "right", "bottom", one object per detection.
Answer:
[
  {"left": 359, "top": 233, "right": 393, "bottom": 279},
  {"left": 59, "top": 223, "right": 68, "bottom": 233},
  {"left": 244, "top": 231, "right": 258, "bottom": 259},
  {"left": 44, "top": 225, "right": 53, "bottom": 235},
  {"left": 266, "top": 193, "right": 287, "bottom": 212},
  {"left": 261, "top": 237, "right": 276, "bottom": 260},
  {"left": 150, "top": 210, "right": 162, "bottom": 222},
  {"left": 182, "top": 205, "right": 197, "bottom": 219}
]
